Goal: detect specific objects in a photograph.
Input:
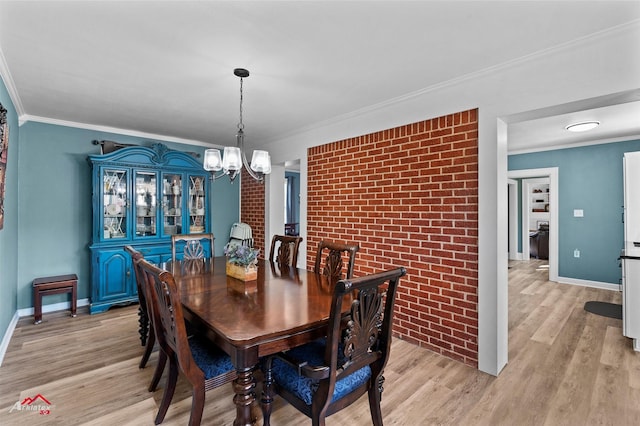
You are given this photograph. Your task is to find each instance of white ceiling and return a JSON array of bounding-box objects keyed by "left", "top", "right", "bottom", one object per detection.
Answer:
[{"left": 0, "top": 1, "right": 639, "bottom": 153}]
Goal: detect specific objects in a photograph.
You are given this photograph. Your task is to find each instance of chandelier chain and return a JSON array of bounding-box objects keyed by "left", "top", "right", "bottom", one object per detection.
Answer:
[{"left": 238, "top": 77, "right": 245, "bottom": 131}]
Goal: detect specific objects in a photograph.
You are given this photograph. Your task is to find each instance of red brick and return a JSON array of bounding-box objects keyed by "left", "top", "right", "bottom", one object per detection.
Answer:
[{"left": 303, "top": 109, "right": 479, "bottom": 368}]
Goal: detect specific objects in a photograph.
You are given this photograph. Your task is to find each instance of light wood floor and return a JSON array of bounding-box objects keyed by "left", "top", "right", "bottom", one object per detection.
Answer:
[{"left": 1, "top": 259, "right": 639, "bottom": 425}]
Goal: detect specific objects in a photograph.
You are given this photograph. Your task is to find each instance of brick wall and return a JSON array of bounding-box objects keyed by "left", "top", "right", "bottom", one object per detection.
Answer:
[
  {"left": 240, "top": 168, "right": 266, "bottom": 258},
  {"left": 307, "top": 109, "right": 479, "bottom": 367}
]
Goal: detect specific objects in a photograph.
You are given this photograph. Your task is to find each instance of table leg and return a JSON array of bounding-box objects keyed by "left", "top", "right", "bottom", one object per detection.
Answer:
[
  {"left": 232, "top": 367, "right": 257, "bottom": 426},
  {"left": 261, "top": 359, "right": 274, "bottom": 426}
]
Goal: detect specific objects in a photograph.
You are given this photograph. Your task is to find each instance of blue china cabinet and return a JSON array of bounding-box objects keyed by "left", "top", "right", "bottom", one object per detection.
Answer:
[{"left": 88, "top": 143, "right": 210, "bottom": 314}]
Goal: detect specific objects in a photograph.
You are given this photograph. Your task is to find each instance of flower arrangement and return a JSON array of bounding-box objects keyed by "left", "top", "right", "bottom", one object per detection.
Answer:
[{"left": 224, "top": 243, "right": 259, "bottom": 267}]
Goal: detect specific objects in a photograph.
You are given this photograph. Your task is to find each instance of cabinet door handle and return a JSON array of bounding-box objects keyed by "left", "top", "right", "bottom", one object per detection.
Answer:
[{"left": 126, "top": 269, "right": 131, "bottom": 277}]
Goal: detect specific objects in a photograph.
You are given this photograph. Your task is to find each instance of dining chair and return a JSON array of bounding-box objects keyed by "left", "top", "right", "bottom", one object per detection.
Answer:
[
  {"left": 124, "top": 245, "right": 155, "bottom": 369},
  {"left": 313, "top": 240, "right": 359, "bottom": 280},
  {"left": 138, "top": 258, "right": 236, "bottom": 426},
  {"left": 126, "top": 246, "right": 175, "bottom": 398},
  {"left": 171, "top": 233, "right": 214, "bottom": 262},
  {"left": 261, "top": 267, "right": 407, "bottom": 426},
  {"left": 269, "top": 234, "right": 303, "bottom": 267}
]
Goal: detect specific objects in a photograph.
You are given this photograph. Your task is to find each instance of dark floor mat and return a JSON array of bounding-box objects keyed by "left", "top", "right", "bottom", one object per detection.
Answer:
[{"left": 584, "top": 301, "right": 622, "bottom": 320}]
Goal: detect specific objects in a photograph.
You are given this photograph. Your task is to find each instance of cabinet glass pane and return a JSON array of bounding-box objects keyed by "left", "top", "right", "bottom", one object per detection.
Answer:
[
  {"left": 135, "top": 171, "right": 157, "bottom": 237},
  {"left": 103, "top": 169, "right": 127, "bottom": 239},
  {"left": 162, "top": 173, "right": 182, "bottom": 235},
  {"left": 189, "top": 175, "right": 206, "bottom": 233}
]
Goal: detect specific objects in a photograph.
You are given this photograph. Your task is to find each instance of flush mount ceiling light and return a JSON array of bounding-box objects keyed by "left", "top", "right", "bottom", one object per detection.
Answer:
[
  {"left": 565, "top": 121, "right": 600, "bottom": 132},
  {"left": 203, "top": 68, "right": 271, "bottom": 183}
]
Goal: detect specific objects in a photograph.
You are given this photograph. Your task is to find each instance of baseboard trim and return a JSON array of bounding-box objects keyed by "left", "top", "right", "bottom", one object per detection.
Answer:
[
  {"left": 16, "top": 298, "right": 90, "bottom": 318},
  {"left": 556, "top": 276, "right": 620, "bottom": 292},
  {"left": 0, "top": 310, "right": 19, "bottom": 367}
]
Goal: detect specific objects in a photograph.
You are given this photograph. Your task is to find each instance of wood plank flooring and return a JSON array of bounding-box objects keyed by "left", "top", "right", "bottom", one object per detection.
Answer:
[{"left": 1, "top": 259, "right": 639, "bottom": 425}]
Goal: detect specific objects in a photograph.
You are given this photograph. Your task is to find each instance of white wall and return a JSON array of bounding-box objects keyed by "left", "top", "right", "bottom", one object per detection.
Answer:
[{"left": 265, "top": 164, "right": 285, "bottom": 258}]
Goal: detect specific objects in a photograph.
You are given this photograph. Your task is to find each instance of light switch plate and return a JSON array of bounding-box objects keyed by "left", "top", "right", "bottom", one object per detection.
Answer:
[{"left": 574, "top": 209, "right": 584, "bottom": 217}]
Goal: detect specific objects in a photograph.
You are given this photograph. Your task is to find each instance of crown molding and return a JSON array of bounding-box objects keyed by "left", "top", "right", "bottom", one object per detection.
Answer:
[
  {"left": 508, "top": 133, "right": 640, "bottom": 156},
  {"left": 263, "top": 19, "right": 640, "bottom": 146},
  {"left": 20, "top": 114, "right": 225, "bottom": 149}
]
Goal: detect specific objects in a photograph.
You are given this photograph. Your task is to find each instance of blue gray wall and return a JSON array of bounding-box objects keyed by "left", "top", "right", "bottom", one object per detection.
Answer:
[
  {"left": 509, "top": 139, "right": 640, "bottom": 284},
  {"left": 7, "top": 120, "right": 239, "bottom": 311},
  {"left": 0, "top": 77, "right": 20, "bottom": 338}
]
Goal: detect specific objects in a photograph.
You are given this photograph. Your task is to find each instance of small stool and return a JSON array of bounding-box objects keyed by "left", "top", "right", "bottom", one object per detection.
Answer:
[{"left": 33, "top": 274, "right": 78, "bottom": 324}]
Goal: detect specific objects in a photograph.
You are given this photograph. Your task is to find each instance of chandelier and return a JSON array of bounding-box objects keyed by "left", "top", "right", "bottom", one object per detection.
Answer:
[{"left": 203, "top": 68, "right": 271, "bottom": 183}]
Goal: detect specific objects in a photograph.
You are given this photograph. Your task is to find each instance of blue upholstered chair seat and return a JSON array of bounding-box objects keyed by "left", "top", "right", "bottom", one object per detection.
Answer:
[
  {"left": 189, "top": 336, "right": 235, "bottom": 379},
  {"left": 271, "top": 338, "right": 371, "bottom": 405}
]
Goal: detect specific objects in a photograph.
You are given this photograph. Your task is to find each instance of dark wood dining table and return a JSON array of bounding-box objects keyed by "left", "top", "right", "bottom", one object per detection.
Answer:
[{"left": 163, "top": 256, "right": 338, "bottom": 426}]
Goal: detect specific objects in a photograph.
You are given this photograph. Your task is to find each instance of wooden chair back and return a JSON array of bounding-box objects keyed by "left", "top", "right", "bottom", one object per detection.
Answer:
[
  {"left": 313, "top": 240, "right": 359, "bottom": 280},
  {"left": 138, "top": 258, "right": 236, "bottom": 425},
  {"left": 138, "top": 259, "right": 194, "bottom": 376},
  {"left": 322, "top": 267, "right": 405, "bottom": 419},
  {"left": 269, "top": 234, "right": 303, "bottom": 267},
  {"left": 262, "top": 267, "right": 406, "bottom": 425},
  {"left": 171, "top": 233, "right": 214, "bottom": 262}
]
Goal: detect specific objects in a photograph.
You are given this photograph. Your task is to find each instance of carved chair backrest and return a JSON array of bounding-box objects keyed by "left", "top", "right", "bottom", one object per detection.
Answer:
[
  {"left": 319, "top": 267, "right": 406, "bottom": 405},
  {"left": 138, "top": 258, "right": 197, "bottom": 373},
  {"left": 314, "top": 240, "right": 359, "bottom": 280},
  {"left": 269, "top": 235, "right": 303, "bottom": 267},
  {"left": 171, "top": 233, "right": 215, "bottom": 262}
]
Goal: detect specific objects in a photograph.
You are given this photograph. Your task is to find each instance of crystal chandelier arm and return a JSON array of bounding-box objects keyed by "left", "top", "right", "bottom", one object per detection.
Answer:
[
  {"left": 208, "top": 170, "right": 228, "bottom": 181},
  {"left": 241, "top": 151, "right": 264, "bottom": 182}
]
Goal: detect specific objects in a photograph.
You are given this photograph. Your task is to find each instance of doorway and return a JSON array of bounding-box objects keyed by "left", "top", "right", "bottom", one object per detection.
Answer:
[{"left": 507, "top": 167, "right": 559, "bottom": 282}]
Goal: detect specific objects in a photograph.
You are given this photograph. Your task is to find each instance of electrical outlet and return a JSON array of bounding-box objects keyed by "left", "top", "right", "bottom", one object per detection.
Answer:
[{"left": 574, "top": 249, "right": 580, "bottom": 258}]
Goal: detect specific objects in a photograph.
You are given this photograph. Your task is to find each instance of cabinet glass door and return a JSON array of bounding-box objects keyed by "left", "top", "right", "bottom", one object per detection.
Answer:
[
  {"left": 135, "top": 171, "right": 157, "bottom": 237},
  {"left": 103, "top": 169, "right": 128, "bottom": 240},
  {"left": 188, "top": 175, "right": 207, "bottom": 234},
  {"left": 162, "top": 173, "right": 182, "bottom": 235}
]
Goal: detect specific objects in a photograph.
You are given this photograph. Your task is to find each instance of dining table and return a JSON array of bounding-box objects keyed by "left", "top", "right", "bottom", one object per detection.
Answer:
[{"left": 162, "top": 256, "right": 339, "bottom": 426}]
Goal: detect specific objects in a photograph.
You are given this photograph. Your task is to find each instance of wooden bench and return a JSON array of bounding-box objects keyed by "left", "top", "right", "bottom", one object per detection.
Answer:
[{"left": 33, "top": 274, "right": 78, "bottom": 324}]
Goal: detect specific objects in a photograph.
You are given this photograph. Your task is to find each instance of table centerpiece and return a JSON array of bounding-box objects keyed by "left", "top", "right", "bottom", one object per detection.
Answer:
[{"left": 224, "top": 243, "right": 259, "bottom": 282}]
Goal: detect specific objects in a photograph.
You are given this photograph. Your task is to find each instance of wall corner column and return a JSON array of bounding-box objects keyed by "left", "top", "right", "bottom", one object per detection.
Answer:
[{"left": 478, "top": 112, "right": 509, "bottom": 376}]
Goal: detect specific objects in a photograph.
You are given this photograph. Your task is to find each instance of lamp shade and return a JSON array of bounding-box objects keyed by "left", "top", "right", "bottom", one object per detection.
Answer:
[
  {"left": 203, "top": 149, "right": 223, "bottom": 171},
  {"left": 250, "top": 150, "right": 272, "bottom": 174},
  {"left": 222, "top": 146, "right": 242, "bottom": 171}
]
